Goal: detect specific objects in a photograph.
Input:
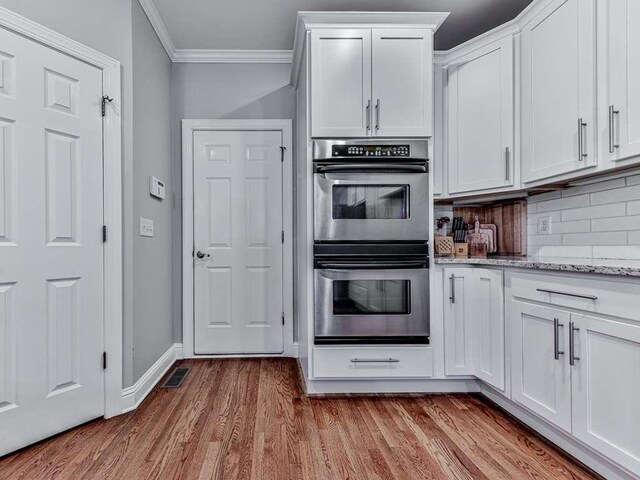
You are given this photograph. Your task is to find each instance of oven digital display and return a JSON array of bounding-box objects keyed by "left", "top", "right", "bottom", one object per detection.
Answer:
[{"left": 332, "top": 144, "right": 410, "bottom": 157}]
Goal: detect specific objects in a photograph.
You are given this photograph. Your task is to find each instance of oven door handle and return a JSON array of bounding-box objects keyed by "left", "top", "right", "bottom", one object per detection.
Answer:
[
  {"left": 316, "top": 164, "right": 427, "bottom": 174},
  {"left": 317, "top": 262, "right": 427, "bottom": 270}
]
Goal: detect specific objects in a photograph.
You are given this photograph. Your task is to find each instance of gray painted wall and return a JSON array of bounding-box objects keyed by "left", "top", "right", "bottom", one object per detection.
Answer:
[
  {"left": 131, "top": 1, "right": 174, "bottom": 384},
  {"left": 171, "top": 63, "right": 295, "bottom": 342}
]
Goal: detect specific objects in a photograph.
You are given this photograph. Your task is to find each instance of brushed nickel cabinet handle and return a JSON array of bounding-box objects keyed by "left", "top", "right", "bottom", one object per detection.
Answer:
[
  {"left": 609, "top": 105, "right": 620, "bottom": 153},
  {"left": 351, "top": 358, "right": 399, "bottom": 363},
  {"left": 449, "top": 274, "right": 456, "bottom": 304},
  {"left": 536, "top": 288, "right": 597, "bottom": 301},
  {"left": 553, "top": 318, "right": 565, "bottom": 360},
  {"left": 578, "top": 118, "right": 588, "bottom": 161},
  {"left": 569, "top": 321, "right": 580, "bottom": 366},
  {"left": 505, "top": 146, "right": 511, "bottom": 182},
  {"left": 375, "top": 99, "right": 380, "bottom": 131},
  {"left": 366, "top": 100, "right": 371, "bottom": 132}
]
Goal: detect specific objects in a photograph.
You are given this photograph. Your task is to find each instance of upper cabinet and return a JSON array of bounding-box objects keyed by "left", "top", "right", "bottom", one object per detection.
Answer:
[
  {"left": 597, "top": 0, "right": 640, "bottom": 168},
  {"left": 310, "top": 29, "right": 372, "bottom": 138},
  {"left": 446, "top": 37, "right": 514, "bottom": 194},
  {"left": 309, "top": 26, "right": 435, "bottom": 138},
  {"left": 520, "top": 0, "right": 597, "bottom": 184}
]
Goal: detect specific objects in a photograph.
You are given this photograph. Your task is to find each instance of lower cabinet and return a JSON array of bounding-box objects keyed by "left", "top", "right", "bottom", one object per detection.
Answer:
[
  {"left": 443, "top": 268, "right": 505, "bottom": 391},
  {"left": 511, "top": 284, "right": 640, "bottom": 476}
]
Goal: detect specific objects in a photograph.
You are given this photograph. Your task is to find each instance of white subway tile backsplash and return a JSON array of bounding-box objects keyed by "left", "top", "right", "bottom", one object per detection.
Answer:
[
  {"left": 592, "top": 215, "right": 640, "bottom": 232},
  {"left": 562, "top": 232, "right": 627, "bottom": 246},
  {"left": 527, "top": 190, "right": 561, "bottom": 203},
  {"left": 627, "top": 200, "right": 640, "bottom": 216},
  {"left": 536, "top": 246, "right": 593, "bottom": 258},
  {"left": 561, "top": 203, "right": 626, "bottom": 221},
  {"left": 593, "top": 245, "right": 640, "bottom": 260},
  {"left": 590, "top": 184, "right": 640, "bottom": 205},
  {"left": 628, "top": 231, "right": 640, "bottom": 245},
  {"left": 550, "top": 220, "right": 591, "bottom": 234},
  {"left": 561, "top": 178, "right": 626, "bottom": 197},
  {"left": 528, "top": 234, "right": 563, "bottom": 246},
  {"left": 527, "top": 210, "right": 562, "bottom": 226},
  {"left": 626, "top": 174, "right": 640, "bottom": 186},
  {"left": 536, "top": 194, "right": 589, "bottom": 213}
]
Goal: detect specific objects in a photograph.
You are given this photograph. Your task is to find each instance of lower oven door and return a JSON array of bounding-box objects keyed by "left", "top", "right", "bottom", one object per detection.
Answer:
[
  {"left": 314, "top": 266, "right": 429, "bottom": 344},
  {"left": 314, "top": 171, "right": 429, "bottom": 242}
]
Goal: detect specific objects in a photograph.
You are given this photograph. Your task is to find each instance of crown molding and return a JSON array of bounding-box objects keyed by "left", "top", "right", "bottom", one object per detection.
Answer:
[
  {"left": 137, "top": 0, "right": 176, "bottom": 59},
  {"left": 173, "top": 49, "right": 293, "bottom": 64}
]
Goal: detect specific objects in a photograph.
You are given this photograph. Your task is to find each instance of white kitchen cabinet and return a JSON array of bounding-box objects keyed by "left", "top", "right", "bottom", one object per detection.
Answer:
[
  {"left": 447, "top": 36, "right": 514, "bottom": 194},
  {"left": 597, "top": 0, "right": 640, "bottom": 167},
  {"left": 310, "top": 29, "right": 372, "bottom": 138},
  {"left": 443, "top": 268, "right": 474, "bottom": 376},
  {"left": 444, "top": 268, "right": 505, "bottom": 390},
  {"left": 372, "top": 29, "right": 432, "bottom": 137},
  {"left": 520, "top": 0, "right": 597, "bottom": 183},
  {"left": 310, "top": 28, "right": 432, "bottom": 138},
  {"left": 571, "top": 314, "right": 640, "bottom": 475},
  {"left": 511, "top": 301, "right": 572, "bottom": 433},
  {"left": 472, "top": 269, "right": 505, "bottom": 391}
]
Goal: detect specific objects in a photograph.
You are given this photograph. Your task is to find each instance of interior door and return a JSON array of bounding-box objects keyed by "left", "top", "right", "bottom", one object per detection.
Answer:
[
  {"left": 447, "top": 37, "right": 514, "bottom": 193},
  {"left": 571, "top": 314, "right": 640, "bottom": 474},
  {"left": 521, "top": 0, "right": 596, "bottom": 183},
  {"left": 193, "top": 130, "right": 284, "bottom": 354},
  {"left": 0, "top": 26, "right": 104, "bottom": 455},
  {"left": 372, "top": 29, "right": 432, "bottom": 137},
  {"left": 598, "top": 0, "right": 640, "bottom": 166},
  {"left": 511, "top": 302, "right": 572, "bottom": 432},
  {"left": 311, "top": 29, "right": 372, "bottom": 138}
]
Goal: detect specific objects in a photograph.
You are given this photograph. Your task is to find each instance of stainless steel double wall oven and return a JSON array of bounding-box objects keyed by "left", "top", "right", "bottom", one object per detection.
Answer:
[{"left": 313, "top": 140, "right": 430, "bottom": 345}]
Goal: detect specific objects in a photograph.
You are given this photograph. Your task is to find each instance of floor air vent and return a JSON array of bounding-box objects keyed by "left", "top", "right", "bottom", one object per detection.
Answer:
[{"left": 162, "top": 367, "right": 190, "bottom": 388}]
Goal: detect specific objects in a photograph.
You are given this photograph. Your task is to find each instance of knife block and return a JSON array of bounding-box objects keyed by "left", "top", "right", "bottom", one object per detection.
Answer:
[{"left": 454, "top": 243, "right": 469, "bottom": 258}]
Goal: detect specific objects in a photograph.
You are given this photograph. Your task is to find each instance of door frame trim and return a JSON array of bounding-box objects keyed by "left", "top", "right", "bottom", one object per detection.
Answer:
[
  {"left": 0, "top": 8, "right": 123, "bottom": 417},
  {"left": 182, "top": 119, "right": 295, "bottom": 358}
]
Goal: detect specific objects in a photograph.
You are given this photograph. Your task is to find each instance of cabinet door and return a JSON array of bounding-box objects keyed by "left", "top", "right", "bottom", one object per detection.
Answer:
[
  {"left": 472, "top": 269, "right": 505, "bottom": 391},
  {"left": 311, "top": 29, "right": 372, "bottom": 138},
  {"left": 443, "top": 268, "right": 474, "bottom": 375},
  {"left": 571, "top": 314, "right": 640, "bottom": 474},
  {"left": 598, "top": 0, "right": 640, "bottom": 166},
  {"left": 511, "top": 301, "right": 572, "bottom": 432},
  {"left": 372, "top": 29, "right": 432, "bottom": 137},
  {"left": 447, "top": 37, "right": 514, "bottom": 194},
  {"left": 521, "top": 0, "right": 596, "bottom": 183}
]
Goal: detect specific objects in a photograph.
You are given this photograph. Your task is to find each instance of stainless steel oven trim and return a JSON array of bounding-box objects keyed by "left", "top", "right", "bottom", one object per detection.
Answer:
[
  {"left": 314, "top": 267, "right": 429, "bottom": 339},
  {"left": 314, "top": 172, "right": 429, "bottom": 242},
  {"left": 313, "top": 139, "right": 429, "bottom": 161}
]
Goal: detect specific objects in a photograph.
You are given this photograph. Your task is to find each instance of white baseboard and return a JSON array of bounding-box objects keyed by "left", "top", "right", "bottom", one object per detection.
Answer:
[{"left": 121, "top": 343, "right": 183, "bottom": 413}]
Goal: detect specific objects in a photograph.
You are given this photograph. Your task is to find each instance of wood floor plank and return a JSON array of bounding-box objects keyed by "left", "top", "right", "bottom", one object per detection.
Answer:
[{"left": 0, "top": 359, "right": 601, "bottom": 480}]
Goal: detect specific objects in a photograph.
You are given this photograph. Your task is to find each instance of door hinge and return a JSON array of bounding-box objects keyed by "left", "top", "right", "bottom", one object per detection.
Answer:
[
  {"left": 102, "top": 352, "right": 107, "bottom": 370},
  {"left": 280, "top": 146, "right": 286, "bottom": 162},
  {"left": 282, "top": 230, "right": 285, "bottom": 244},
  {"left": 102, "top": 225, "right": 107, "bottom": 243},
  {"left": 101, "top": 95, "right": 114, "bottom": 117},
  {"left": 282, "top": 313, "right": 285, "bottom": 325}
]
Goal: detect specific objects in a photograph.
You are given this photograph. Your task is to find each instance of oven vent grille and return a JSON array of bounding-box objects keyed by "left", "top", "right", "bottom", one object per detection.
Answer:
[{"left": 161, "top": 367, "right": 190, "bottom": 388}]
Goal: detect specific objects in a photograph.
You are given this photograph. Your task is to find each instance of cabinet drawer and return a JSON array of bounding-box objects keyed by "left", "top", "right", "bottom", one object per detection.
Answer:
[
  {"left": 510, "top": 272, "right": 640, "bottom": 321},
  {"left": 312, "top": 346, "right": 433, "bottom": 379}
]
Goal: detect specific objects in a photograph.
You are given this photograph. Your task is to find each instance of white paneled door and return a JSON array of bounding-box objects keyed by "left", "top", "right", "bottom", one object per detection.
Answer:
[
  {"left": 0, "top": 26, "right": 104, "bottom": 455},
  {"left": 193, "top": 130, "right": 284, "bottom": 354}
]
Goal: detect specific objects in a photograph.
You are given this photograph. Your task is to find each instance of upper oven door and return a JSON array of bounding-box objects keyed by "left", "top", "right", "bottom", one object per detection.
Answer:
[{"left": 314, "top": 170, "right": 429, "bottom": 242}]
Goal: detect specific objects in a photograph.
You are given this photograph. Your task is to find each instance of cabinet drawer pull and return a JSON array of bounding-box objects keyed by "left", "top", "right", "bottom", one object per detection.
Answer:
[
  {"left": 569, "top": 321, "right": 580, "bottom": 366},
  {"left": 609, "top": 105, "right": 620, "bottom": 153},
  {"left": 449, "top": 274, "right": 456, "bottom": 304},
  {"left": 536, "top": 288, "right": 597, "bottom": 301},
  {"left": 351, "top": 358, "right": 399, "bottom": 363},
  {"left": 553, "top": 318, "right": 565, "bottom": 360}
]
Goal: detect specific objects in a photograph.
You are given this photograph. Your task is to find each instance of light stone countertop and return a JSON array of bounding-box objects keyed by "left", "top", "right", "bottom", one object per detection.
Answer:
[{"left": 433, "top": 256, "right": 640, "bottom": 277}]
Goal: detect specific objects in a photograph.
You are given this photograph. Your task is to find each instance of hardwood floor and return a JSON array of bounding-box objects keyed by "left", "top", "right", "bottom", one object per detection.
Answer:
[{"left": 0, "top": 358, "right": 599, "bottom": 480}]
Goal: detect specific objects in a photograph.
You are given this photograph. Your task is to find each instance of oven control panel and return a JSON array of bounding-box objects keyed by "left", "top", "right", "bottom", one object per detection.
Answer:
[{"left": 332, "top": 144, "right": 410, "bottom": 157}]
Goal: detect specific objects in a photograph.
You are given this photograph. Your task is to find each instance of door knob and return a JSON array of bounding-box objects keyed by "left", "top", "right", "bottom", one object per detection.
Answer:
[{"left": 196, "top": 251, "right": 210, "bottom": 259}]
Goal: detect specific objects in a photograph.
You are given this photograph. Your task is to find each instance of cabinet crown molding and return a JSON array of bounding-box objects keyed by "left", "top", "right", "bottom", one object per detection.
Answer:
[{"left": 290, "top": 11, "right": 450, "bottom": 87}]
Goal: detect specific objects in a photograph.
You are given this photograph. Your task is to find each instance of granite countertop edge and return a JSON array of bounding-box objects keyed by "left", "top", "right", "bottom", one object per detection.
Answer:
[{"left": 433, "top": 256, "right": 640, "bottom": 277}]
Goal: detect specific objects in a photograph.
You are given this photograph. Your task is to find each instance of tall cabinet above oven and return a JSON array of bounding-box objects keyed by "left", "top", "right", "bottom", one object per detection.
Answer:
[{"left": 291, "top": 12, "right": 448, "bottom": 388}]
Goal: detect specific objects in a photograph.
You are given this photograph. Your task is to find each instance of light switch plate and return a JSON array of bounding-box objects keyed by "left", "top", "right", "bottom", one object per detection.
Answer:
[
  {"left": 149, "top": 176, "right": 166, "bottom": 200},
  {"left": 537, "top": 216, "right": 552, "bottom": 235},
  {"left": 140, "top": 217, "right": 154, "bottom": 237}
]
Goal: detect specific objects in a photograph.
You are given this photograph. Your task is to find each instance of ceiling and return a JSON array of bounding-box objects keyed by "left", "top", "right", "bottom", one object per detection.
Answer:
[{"left": 152, "top": 0, "right": 534, "bottom": 52}]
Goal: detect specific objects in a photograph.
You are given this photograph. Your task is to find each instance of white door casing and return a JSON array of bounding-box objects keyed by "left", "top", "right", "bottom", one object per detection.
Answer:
[
  {"left": 0, "top": 20, "right": 113, "bottom": 455},
  {"left": 372, "top": 28, "right": 432, "bottom": 138},
  {"left": 511, "top": 301, "right": 572, "bottom": 433},
  {"left": 521, "top": 0, "right": 596, "bottom": 183},
  {"left": 191, "top": 127, "right": 288, "bottom": 355}
]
